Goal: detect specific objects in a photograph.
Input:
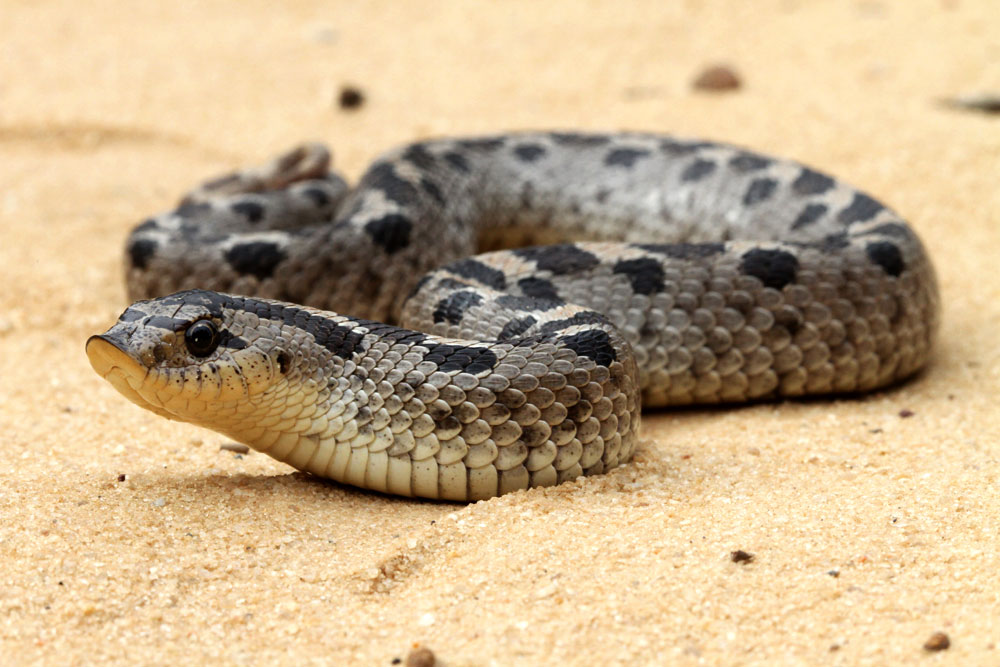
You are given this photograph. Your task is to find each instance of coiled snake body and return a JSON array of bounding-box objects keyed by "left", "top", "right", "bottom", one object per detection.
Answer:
[{"left": 87, "top": 132, "right": 939, "bottom": 500}]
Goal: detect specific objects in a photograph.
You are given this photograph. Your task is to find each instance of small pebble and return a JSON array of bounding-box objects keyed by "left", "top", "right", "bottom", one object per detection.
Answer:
[
  {"left": 117, "top": 473, "right": 126, "bottom": 482},
  {"left": 338, "top": 86, "right": 365, "bottom": 110},
  {"left": 899, "top": 409, "right": 915, "bottom": 418},
  {"left": 693, "top": 65, "right": 741, "bottom": 91},
  {"left": 151, "top": 497, "right": 166, "bottom": 508},
  {"left": 730, "top": 549, "right": 754, "bottom": 563},
  {"left": 923, "top": 631, "right": 950, "bottom": 651},
  {"left": 827, "top": 569, "right": 840, "bottom": 578},
  {"left": 406, "top": 646, "right": 435, "bottom": 667},
  {"left": 941, "top": 93, "right": 1000, "bottom": 114},
  {"left": 220, "top": 442, "right": 250, "bottom": 454}
]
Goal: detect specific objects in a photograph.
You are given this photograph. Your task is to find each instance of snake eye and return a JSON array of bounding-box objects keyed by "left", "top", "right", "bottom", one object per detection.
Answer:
[{"left": 184, "top": 320, "right": 220, "bottom": 357}]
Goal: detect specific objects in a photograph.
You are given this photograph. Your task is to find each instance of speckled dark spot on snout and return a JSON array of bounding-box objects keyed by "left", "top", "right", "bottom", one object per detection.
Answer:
[
  {"left": 743, "top": 178, "right": 778, "bottom": 206},
  {"left": 513, "top": 144, "right": 547, "bottom": 162},
  {"left": 604, "top": 148, "right": 651, "bottom": 168},
  {"left": 231, "top": 200, "right": 264, "bottom": 223}
]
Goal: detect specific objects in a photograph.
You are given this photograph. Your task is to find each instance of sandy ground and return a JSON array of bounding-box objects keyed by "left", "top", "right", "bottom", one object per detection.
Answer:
[{"left": 2, "top": 1, "right": 998, "bottom": 664}]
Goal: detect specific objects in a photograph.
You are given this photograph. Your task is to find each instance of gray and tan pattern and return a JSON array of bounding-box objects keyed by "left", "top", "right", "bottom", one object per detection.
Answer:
[{"left": 87, "top": 132, "right": 939, "bottom": 500}]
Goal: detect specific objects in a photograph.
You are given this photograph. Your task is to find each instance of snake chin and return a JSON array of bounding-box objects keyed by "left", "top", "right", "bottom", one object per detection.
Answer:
[{"left": 85, "top": 335, "right": 178, "bottom": 421}]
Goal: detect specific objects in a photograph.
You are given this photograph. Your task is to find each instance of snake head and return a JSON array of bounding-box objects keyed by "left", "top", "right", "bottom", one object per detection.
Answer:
[{"left": 86, "top": 290, "right": 287, "bottom": 427}]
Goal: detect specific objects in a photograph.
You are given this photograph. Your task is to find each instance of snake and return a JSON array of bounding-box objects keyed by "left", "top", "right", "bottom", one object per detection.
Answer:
[{"left": 86, "top": 132, "right": 939, "bottom": 501}]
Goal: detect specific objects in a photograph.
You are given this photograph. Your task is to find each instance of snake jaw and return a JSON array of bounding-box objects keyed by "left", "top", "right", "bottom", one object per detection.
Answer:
[{"left": 85, "top": 334, "right": 178, "bottom": 421}]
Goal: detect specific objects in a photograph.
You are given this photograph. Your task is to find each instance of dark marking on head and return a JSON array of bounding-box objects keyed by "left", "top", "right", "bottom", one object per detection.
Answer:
[
  {"left": 443, "top": 151, "right": 470, "bottom": 173},
  {"left": 838, "top": 193, "right": 884, "bottom": 224},
  {"left": 866, "top": 241, "right": 905, "bottom": 277},
  {"left": 596, "top": 189, "right": 611, "bottom": 204},
  {"left": 144, "top": 316, "right": 190, "bottom": 332},
  {"left": 231, "top": 200, "right": 264, "bottom": 223},
  {"left": 557, "top": 329, "right": 616, "bottom": 366},
  {"left": 365, "top": 214, "right": 412, "bottom": 254},
  {"left": 513, "top": 245, "right": 600, "bottom": 275},
  {"left": 728, "top": 152, "right": 772, "bottom": 172},
  {"left": 791, "top": 203, "right": 829, "bottom": 230},
  {"left": 636, "top": 242, "right": 725, "bottom": 260},
  {"left": 613, "top": 257, "right": 665, "bottom": 295},
  {"left": 743, "top": 178, "right": 778, "bottom": 206},
  {"left": 518, "top": 277, "right": 560, "bottom": 300},
  {"left": 792, "top": 169, "right": 835, "bottom": 196},
  {"left": 302, "top": 187, "right": 331, "bottom": 207},
  {"left": 445, "top": 258, "right": 507, "bottom": 290},
  {"left": 740, "top": 248, "right": 799, "bottom": 289},
  {"left": 401, "top": 144, "right": 437, "bottom": 170},
  {"left": 225, "top": 242, "right": 286, "bottom": 280},
  {"left": 117, "top": 308, "right": 145, "bottom": 323},
  {"left": 134, "top": 218, "right": 158, "bottom": 233},
  {"left": 499, "top": 315, "right": 538, "bottom": 340},
  {"left": 359, "top": 163, "right": 418, "bottom": 206},
  {"left": 432, "top": 290, "right": 484, "bottom": 325},
  {"left": 681, "top": 159, "right": 717, "bottom": 182},
  {"left": 550, "top": 133, "right": 611, "bottom": 147},
  {"left": 513, "top": 144, "right": 547, "bottom": 162},
  {"left": 128, "top": 238, "right": 158, "bottom": 270},
  {"left": 604, "top": 148, "right": 651, "bottom": 168}
]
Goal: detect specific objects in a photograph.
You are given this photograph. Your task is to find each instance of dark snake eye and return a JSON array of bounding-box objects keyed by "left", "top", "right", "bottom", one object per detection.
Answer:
[{"left": 184, "top": 320, "right": 220, "bottom": 357}]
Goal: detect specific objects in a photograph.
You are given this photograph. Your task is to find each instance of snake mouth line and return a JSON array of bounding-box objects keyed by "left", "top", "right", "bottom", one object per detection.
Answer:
[{"left": 85, "top": 335, "right": 175, "bottom": 420}]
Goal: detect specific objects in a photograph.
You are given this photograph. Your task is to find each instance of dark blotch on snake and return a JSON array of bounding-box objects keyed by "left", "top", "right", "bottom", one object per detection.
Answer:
[
  {"left": 419, "top": 178, "right": 445, "bottom": 205},
  {"left": 792, "top": 169, "right": 835, "bottom": 196},
  {"left": 231, "top": 200, "right": 265, "bottom": 223},
  {"left": 302, "top": 187, "right": 331, "bottom": 207},
  {"left": 791, "top": 203, "right": 829, "bottom": 230},
  {"left": 660, "top": 139, "right": 712, "bottom": 155},
  {"left": 518, "top": 276, "right": 560, "bottom": 300},
  {"left": 423, "top": 343, "right": 498, "bottom": 374},
  {"left": 613, "top": 258, "right": 665, "bottom": 295},
  {"left": 866, "top": 241, "right": 905, "bottom": 277},
  {"left": 401, "top": 144, "right": 437, "bottom": 170},
  {"left": 134, "top": 218, "right": 158, "bottom": 233},
  {"left": 499, "top": 315, "right": 538, "bottom": 340},
  {"left": 175, "top": 202, "right": 213, "bottom": 218},
  {"left": 128, "top": 238, "right": 158, "bottom": 270},
  {"left": 445, "top": 258, "right": 508, "bottom": 290},
  {"left": 604, "top": 148, "right": 651, "bottom": 168},
  {"left": 635, "top": 242, "right": 725, "bottom": 259},
  {"left": 443, "top": 151, "right": 470, "bottom": 173},
  {"left": 513, "top": 144, "right": 547, "bottom": 162},
  {"left": 225, "top": 241, "right": 286, "bottom": 280},
  {"left": 729, "top": 153, "right": 772, "bottom": 172},
  {"left": 495, "top": 294, "right": 564, "bottom": 312},
  {"left": 743, "top": 178, "right": 778, "bottom": 206},
  {"left": 513, "top": 245, "right": 600, "bottom": 275},
  {"left": 456, "top": 138, "right": 505, "bottom": 152},
  {"left": 551, "top": 133, "right": 611, "bottom": 147},
  {"left": 838, "top": 193, "right": 884, "bottom": 224},
  {"left": 558, "top": 329, "right": 617, "bottom": 366},
  {"left": 360, "top": 163, "right": 418, "bottom": 206},
  {"left": 365, "top": 214, "right": 412, "bottom": 254},
  {"left": 681, "top": 159, "right": 717, "bottom": 182},
  {"left": 740, "top": 248, "right": 799, "bottom": 289},
  {"left": 864, "top": 222, "right": 911, "bottom": 239},
  {"left": 432, "top": 290, "right": 484, "bottom": 325}
]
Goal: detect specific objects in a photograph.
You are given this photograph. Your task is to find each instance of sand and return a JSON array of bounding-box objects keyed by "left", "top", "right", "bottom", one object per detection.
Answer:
[{"left": 2, "top": 1, "right": 998, "bottom": 664}]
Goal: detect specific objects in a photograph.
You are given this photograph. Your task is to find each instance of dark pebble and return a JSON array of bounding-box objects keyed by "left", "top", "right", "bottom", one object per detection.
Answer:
[
  {"left": 923, "top": 631, "right": 950, "bottom": 652},
  {"left": 338, "top": 86, "right": 365, "bottom": 110},
  {"left": 730, "top": 549, "right": 755, "bottom": 563},
  {"left": 693, "top": 65, "right": 742, "bottom": 91}
]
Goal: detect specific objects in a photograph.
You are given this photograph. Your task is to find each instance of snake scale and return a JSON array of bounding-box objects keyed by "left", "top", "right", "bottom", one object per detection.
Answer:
[{"left": 86, "top": 132, "right": 939, "bottom": 501}]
